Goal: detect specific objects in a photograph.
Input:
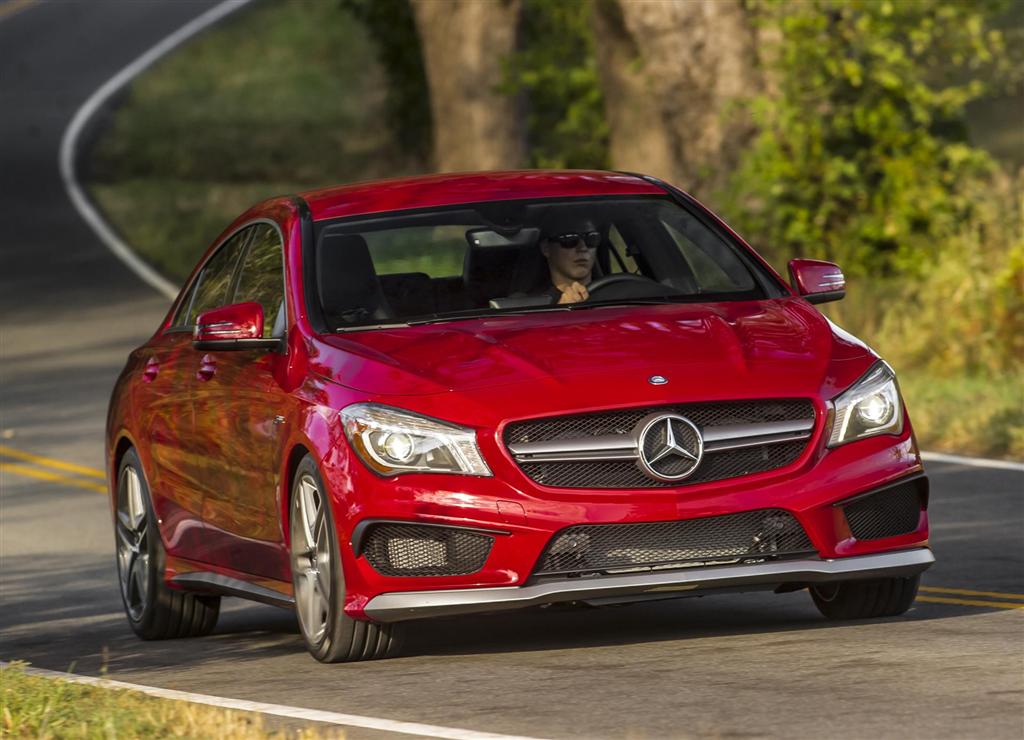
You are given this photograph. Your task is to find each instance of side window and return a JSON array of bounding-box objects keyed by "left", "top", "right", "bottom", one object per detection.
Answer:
[
  {"left": 233, "top": 223, "right": 285, "bottom": 338},
  {"left": 170, "top": 282, "right": 197, "bottom": 328},
  {"left": 187, "top": 228, "right": 251, "bottom": 326}
]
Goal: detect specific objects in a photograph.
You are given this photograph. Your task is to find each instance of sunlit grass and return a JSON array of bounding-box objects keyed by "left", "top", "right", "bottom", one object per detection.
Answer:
[{"left": 0, "top": 662, "right": 331, "bottom": 739}]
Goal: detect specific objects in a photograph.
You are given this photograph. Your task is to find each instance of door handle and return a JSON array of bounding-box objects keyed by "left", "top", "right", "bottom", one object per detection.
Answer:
[
  {"left": 142, "top": 358, "right": 160, "bottom": 383},
  {"left": 196, "top": 354, "right": 217, "bottom": 381}
]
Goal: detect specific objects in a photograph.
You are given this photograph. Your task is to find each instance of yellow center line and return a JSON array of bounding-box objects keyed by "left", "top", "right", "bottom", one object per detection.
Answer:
[
  {"left": 917, "top": 595, "right": 1024, "bottom": 610},
  {"left": 0, "top": 0, "right": 37, "bottom": 22},
  {"left": 1, "top": 461, "right": 107, "bottom": 495},
  {"left": 0, "top": 444, "right": 106, "bottom": 480},
  {"left": 920, "top": 585, "right": 1024, "bottom": 600}
]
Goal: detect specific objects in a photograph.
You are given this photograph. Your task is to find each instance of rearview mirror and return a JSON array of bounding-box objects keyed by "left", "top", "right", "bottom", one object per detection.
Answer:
[
  {"left": 466, "top": 227, "right": 540, "bottom": 249},
  {"left": 788, "top": 259, "right": 846, "bottom": 305},
  {"left": 194, "top": 302, "right": 282, "bottom": 351}
]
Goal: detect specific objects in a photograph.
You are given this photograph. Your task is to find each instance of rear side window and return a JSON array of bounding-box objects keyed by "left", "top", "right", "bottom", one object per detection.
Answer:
[
  {"left": 234, "top": 223, "right": 285, "bottom": 338},
  {"left": 187, "top": 227, "right": 251, "bottom": 325}
]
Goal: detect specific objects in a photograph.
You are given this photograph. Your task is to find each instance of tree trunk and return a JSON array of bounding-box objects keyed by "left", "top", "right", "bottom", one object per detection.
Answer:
[
  {"left": 411, "top": 0, "right": 526, "bottom": 172},
  {"left": 590, "top": 0, "right": 761, "bottom": 201}
]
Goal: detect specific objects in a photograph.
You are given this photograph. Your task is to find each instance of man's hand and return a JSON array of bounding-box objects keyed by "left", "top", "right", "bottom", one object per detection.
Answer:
[{"left": 557, "top": 281, "right": 590, "bottom": 304}]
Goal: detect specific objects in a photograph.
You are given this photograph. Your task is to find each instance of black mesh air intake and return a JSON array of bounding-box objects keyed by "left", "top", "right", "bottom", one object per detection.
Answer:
[
  {"left": 843, "top": 478, "right": 925, "bottom": 540},
  {"left": 361, "top": 524, "right": 493, "bottom": 577},
  {"left": 534, "top": 509, "right": 815, "bottom": 578}
]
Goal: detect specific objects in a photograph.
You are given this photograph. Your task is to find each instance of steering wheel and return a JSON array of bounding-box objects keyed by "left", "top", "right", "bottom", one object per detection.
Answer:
[{"left": 585, "top": 273, "right": 665, "bottom": 300}]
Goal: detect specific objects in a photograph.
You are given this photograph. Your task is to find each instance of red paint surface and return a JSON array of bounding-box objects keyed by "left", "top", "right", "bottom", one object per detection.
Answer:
[{"left": 106, "top": 171, "right": 928, "bottom": 620}]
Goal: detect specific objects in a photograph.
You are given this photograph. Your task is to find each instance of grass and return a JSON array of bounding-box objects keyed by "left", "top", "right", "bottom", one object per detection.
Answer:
[
  {"left": 0, "top": 663, "right": 329, "bottom": 739},
  {"left": 88, "top": 0, "right": 423, "bottom": 280},
  {"left": 898, "top": 372, "right": 1024, "bottom": 459}
]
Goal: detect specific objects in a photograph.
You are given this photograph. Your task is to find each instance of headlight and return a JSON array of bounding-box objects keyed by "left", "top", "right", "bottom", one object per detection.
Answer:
[
  {"left": 827, "top": 361, "right": 904, "bottom": 447},
  {"left": 340, "top": 403, "right": 492, "bottom": 477}
]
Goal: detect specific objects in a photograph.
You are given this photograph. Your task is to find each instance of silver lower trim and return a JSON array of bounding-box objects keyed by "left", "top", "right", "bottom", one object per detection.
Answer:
[{"left": 363, "top": 548, "right": 934, "bottom": 623}]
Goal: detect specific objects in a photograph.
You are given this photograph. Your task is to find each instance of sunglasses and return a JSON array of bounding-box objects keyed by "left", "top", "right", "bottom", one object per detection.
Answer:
[{"left": 550, "top": 231, "right": 601, "bottom": 249}]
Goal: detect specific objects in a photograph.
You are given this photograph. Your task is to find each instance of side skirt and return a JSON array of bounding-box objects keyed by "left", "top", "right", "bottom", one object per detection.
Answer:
[{"left": 170, "top": 571, "right": 295, "bottom": 609}]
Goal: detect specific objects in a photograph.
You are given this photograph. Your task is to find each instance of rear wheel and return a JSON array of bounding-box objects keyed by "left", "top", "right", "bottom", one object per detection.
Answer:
[
  {"left": 810, "top": 575, "right": 920, "bottom": 620},
  {"left": 289, "top": 455, "right": 403, "bottom": 662},
  {"left": 115, "top": 449, "right": 220, "bottom": 639}
]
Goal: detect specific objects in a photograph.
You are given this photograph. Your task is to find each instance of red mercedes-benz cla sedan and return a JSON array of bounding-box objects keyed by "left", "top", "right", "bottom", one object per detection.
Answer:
[{"left": 107, "top": 171, "right": 933, "bottom": 662}]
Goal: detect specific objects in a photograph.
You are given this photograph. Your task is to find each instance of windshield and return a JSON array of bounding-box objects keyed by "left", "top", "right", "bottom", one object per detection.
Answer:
[{"left": 313, "top": 196, "right": 776, "bottom": 330}]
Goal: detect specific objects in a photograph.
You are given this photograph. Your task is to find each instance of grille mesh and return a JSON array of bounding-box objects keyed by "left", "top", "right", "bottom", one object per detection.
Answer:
[
  {"left": 520, "top": 441, "right": 806, "bottom": 489},
  {"left": 505, "top": 400, "right": 813, "bottom": 445},
  {"left": 535, "top": 509, "right": 815, "bottom": 577},
  {"left": 844, "top": 479, "right": 924, "bottom": 540},
  {"left": 362, "top": 524, "right": 493, "bottom": 577},
  {"left": 506, "top": 400, "right": 813, "bottom": 489}
]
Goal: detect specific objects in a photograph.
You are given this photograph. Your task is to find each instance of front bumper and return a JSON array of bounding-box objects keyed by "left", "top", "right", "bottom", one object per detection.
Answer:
[{"left": 364, "top": 547, "right": 935, "bottom": 622}]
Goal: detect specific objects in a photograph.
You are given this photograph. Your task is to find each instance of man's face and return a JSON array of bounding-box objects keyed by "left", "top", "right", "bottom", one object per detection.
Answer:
[{"left": 541, "top": 234, "right": 597, "bottom": 283}]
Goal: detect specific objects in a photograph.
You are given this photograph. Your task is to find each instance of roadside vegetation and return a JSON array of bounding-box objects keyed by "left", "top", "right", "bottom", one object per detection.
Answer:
[
  {"left": 86, "top": 0, "right": 1022, "bottom": 458},
  {"left": 0, "top": 663, "right": 326, "bottom": 738}
]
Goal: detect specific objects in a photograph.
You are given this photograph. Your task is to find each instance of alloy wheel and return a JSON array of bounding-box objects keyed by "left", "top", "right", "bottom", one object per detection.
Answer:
[
  {"left": 115, "top": 465, "right": 150, "bottom": 621},
  {"left": 291, "top": 473, "right": 332, "bottom": 646}
]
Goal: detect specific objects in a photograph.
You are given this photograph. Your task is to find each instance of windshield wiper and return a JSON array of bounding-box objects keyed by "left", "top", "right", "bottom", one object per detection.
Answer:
[{"left": 407, "top": 305, "right": 572, "bottom": 326}]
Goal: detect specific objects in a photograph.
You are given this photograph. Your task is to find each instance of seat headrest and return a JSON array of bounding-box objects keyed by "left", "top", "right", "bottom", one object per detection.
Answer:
[{"left": 318, "top": 233, "right": 392, "bottom": 325}]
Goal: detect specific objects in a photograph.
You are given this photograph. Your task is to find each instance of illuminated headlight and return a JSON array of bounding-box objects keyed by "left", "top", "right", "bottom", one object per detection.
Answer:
[
  {"left": 827, "top": 361, "right": 904, "bottom": 447},
  {"left": 341, "top": 403, "right": 492, "bottom": 477}
]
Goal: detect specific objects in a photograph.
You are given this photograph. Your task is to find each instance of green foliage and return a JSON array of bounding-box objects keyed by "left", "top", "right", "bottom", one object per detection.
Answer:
[
  {"left": 339, "top": 0, "right": 432, "bottom": 159},
  {"left": 727, "top": 0, "right": 1011, "bottom": 277},
  {"left": 503, "top": 0, "right": 609, "bottom": 169}
]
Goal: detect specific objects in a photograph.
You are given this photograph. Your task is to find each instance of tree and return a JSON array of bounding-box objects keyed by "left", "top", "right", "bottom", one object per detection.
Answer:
[
  {"left": 590, "top": 0, "right": 761, "bottom": 201},
  {"left": 411, "top": 0, "right": 526, "bottom": 172}
]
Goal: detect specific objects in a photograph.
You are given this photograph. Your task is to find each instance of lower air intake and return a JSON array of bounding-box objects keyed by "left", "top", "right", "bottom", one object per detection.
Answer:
[
  {"left": 843, "top": 478, "right": 925, "bottom": 540},
  {"left": 362, "top": 524, "right": 493, "bottom": 577},
  {"left": 534, "top": 509, "right": 815, "bottom": 578}
]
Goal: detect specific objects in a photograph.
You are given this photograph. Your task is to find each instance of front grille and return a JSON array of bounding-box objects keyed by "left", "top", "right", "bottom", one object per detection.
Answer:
[
  {"left": 520, "top": 441, "right": 806, "bottom": 489},
  {"left": 506, "top": 400, "right": 814, "bottom": 445},
  {"left": 506, "top": 400, "right": 814, "bottom": 489},
  {"left": 534, "top": 509, "right": 815, "bottom": 577},
  {"left": 843, "top": 478, "right": 925, "bottom": 540},
  {"left": 361, "top": 524, "right": 493, "bottom": 577}
]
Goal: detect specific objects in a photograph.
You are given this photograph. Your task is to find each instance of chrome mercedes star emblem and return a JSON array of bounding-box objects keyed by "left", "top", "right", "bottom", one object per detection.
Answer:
[{"left": 636, "top": 414, "right": 704, "bottom": 481}]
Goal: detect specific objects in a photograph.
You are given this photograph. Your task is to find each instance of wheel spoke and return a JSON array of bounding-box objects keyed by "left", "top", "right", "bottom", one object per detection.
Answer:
[
  {"left": 126, "top": 469, "right": 145, "bottom": 530},
  {"left": 299, "top": 478, "right": 319, "bottom": 551},
  {"left": 133, "top": 553, "right": 149, "bottom": 606}
]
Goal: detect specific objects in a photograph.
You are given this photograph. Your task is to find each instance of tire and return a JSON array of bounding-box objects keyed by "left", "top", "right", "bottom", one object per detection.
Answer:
[
  {"left": 289, "top": 455, "right": 403, "bottom": 662},
  {"left": 810, "top": 575, "right": 920, "bottom": 620},
  {"left": 115, "top": 449, "right": 220, "bottom": 639}
]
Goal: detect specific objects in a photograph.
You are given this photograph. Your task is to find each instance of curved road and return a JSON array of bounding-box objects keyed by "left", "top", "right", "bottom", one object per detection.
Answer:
[{"left": 1, "top": 3, "right": 1022, "bottom": 738}]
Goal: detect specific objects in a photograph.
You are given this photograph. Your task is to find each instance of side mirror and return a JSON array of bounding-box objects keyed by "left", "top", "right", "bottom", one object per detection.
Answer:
[
  {"left": 194, "top": 302, "right": 282, "bottom": 351},
  {"left": 787, "top": 259, "right": 846, "bottom": 305}
]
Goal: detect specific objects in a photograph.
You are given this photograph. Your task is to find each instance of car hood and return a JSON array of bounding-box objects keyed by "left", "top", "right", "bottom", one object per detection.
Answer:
[{"left": 314, "top": 300, "right": 874, "bottom": 402}]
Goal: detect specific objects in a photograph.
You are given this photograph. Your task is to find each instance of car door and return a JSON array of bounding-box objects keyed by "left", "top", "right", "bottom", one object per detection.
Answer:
[
  {"left": 131, "top": 285, "right": 205, "bottom": 557},
  {"left": 192, "top": 222, "right": 290, "bottom": 579}
]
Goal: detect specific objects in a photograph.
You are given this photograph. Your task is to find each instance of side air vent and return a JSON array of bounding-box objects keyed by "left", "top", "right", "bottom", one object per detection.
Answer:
[
  {"left": 359, "top": 523, "right": 494, "bottom": 577},
  {"left": 842, "top": 478, "right": 926, "bottom": 541}
]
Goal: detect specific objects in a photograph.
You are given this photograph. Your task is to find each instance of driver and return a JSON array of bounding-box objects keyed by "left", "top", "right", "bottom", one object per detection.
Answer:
[{"left": 538, "top": 216, "right": 601, "bottom": 304}]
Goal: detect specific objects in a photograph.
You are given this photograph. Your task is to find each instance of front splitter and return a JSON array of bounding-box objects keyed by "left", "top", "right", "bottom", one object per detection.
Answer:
[{"left": 363, "top": 547, "right": 935, "bottom": 622}]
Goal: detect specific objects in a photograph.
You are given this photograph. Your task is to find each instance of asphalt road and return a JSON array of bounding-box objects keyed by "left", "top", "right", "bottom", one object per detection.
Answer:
[{"left": 1, "top": 3, "right": 1022, "bottom": 739}]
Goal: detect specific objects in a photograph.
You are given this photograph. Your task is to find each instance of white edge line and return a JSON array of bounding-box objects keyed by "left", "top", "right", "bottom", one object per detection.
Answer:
[
  {"left": 921, "top": 451, "right": 1024, "bottom": 473},
  {"left": 2, "top": 662, "right": 546, "bottom": 740},
  {"left": 58, "top": 0, "right": 256, "bottom": 302}
]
